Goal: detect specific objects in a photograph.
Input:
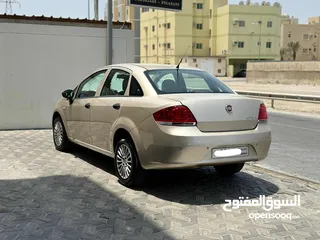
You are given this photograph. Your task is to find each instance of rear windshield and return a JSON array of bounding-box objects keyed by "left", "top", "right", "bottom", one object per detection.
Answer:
[{"left": 144, "top": 69, "right": 234, "bottom": 94}]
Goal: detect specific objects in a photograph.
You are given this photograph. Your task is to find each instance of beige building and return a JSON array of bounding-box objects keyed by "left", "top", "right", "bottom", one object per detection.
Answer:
[
  {"left": 281, "top": 16, "right": 320, "bottom": 61},
  {"left": 140, "top": 0, "right": 283, "bottom": 76},
  {"left": 105, "top": 0, "right": 135, "bottom": 22}
]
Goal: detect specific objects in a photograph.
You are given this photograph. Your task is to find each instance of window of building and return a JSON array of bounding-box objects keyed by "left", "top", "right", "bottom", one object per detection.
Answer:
[
  {"left": 218, "top": 59, "right": 222, "bottom": 63},
  {"left": 209, "top": 29, "right": 211, "bottom": 37},
  {"left": 167, "top": 23, "right": 171, "bottom": 29},
  {"left": 193, "top": 59, "right": 197, "bottom": 63},
  {"left": 266, "top": 42, "right": 272, "bottom": 48},
  {"left": 196, "top": 3, "right": 203, "bottom": 9},
  {"left": 303, "top": 48, "right": 308, "bottom": 54},
  {"left": 196, "top": 23, "right": 203, "bottom": 30},
  {"left": 152, "top": 44, "right": 155, "bottom": 50},
  {"left": 218, "top": 69, "right": 222, "bottom": 74},
  {"left": 210, "top": 9, "right": 212, "bottom": 19},
  {"left": 153, "top": 9, "right": 155, "bottom": 12},
  {"left": 239, "top": 20, "right": 245, "bottom": 27},
  {"left": 288, "top": 33, "right": 291, "bottom": 38},
  {"left": 303, "top": 34, "right": 309, "bottom": 40},
  {"left": 167, "top": 43, "right": 171, "bottom": 49},
  {"left": 238, "top": 42, "right": 244, "bottom": 48},
  {"left": 314, "top": 48, "right": 317, "bottom": 52},
  {"left": 142, "top": 8, "right": 149, "bottom": 13},
  {"left": 267, "top": 21, "right": 272, "bottom": 27},
  {"left": 240, "top": 63, "right": 246, "bottom": 69},
  {"left": 152, "top": 25, "right": 155, "bottom": 32},
  {"left": 196, "top": 43, "right": 203, "bottom": 49}
]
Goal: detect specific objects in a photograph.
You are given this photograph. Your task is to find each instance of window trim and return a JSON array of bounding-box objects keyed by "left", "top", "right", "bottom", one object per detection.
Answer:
[{"left": 74, "top": 69, "right": 107, "bottom": 100}]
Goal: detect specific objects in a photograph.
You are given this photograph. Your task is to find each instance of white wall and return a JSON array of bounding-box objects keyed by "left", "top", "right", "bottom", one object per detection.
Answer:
[
  {"left": 0, "top": 21, "right": 134, "bottom": 130},
  {"left": 181, "top": 57, "right": 227, "bottom": 77}
]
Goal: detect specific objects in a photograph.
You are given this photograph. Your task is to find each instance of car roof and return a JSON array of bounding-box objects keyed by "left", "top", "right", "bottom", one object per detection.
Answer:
[{"left": 99, "top": 63, "right": 202, "bottom": 71}]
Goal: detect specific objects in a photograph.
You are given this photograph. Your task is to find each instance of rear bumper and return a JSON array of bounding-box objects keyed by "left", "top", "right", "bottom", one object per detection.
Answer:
[{"left": 131, "top": 117, "right": 271, "bottom": 170}]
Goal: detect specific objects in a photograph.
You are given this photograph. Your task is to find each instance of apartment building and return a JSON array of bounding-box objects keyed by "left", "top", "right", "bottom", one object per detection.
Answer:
[
  {"left": 105, "top": 0, "right": 134, "bottom": 22},
  {"left": 281, "top": 16, "right": 320, "bottom": 61},
  {"left": 140, "top": 0, "right": 282, "bottom": 76}
]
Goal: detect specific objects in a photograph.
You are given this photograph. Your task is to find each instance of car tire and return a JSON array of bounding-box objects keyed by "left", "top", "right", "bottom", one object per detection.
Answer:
[
  {"left": 53, "top": 117, "right": 70, "bottom": 152},
  {"left": 114, "top": 138, "right": 146, "bottom": 187},
  {"left": 214, "top": 162, "right": 245, "bottom": 176}
]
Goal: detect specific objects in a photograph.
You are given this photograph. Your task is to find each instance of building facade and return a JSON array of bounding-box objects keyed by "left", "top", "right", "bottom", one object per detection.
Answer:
[
  {"left": 105, "top": 0, "right": 134, "bottom": 22},
  {"left": 281, "top": 17, "right": 320, "bottom": 61},
  {"left": 140, "top": 0, "right": 282, "bottom": 76}
]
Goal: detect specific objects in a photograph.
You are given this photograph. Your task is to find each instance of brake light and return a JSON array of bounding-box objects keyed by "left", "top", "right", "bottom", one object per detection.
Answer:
[
  {"left": 258, "top": 103, "right": 268, "bottom": 122},
  {"left": 153, "top": 106, "right": 197, "bottom": 126}
]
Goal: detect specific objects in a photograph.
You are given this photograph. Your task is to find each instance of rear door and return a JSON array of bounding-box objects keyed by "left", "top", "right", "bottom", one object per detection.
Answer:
[
  {"left": 90, "top": 68, "right": 132, "bottom": 152},
  {"left": 65, "top": 70, "right": 107, "bottom": 144}
]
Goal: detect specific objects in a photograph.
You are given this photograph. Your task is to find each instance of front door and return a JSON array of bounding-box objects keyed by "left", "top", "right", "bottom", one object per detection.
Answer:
[
  {"left": 90, "top": 68, "right": 131, "bottom": 152},
  {"left": 66, "top": 70, "right": 107, "bottom": 144}
]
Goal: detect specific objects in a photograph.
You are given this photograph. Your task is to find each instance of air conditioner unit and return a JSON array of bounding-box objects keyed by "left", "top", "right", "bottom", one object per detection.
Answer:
[{"left": 233, "top": 41, "right": 238, "bottom": 45}]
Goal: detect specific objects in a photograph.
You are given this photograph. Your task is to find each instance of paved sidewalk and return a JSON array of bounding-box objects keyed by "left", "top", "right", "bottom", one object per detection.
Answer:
[{"left": 0, "top": 130, "right": 319, "bottom": 240}]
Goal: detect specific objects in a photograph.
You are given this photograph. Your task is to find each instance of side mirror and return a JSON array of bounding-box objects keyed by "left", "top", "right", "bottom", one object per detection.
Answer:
[{"left": 62, "top": 89, "right": 74, "bottom": 104}]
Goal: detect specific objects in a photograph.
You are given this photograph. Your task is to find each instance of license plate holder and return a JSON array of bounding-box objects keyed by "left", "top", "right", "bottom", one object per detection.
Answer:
[{"left": 212, "top": 146, "right": 249, "bottom": 158}]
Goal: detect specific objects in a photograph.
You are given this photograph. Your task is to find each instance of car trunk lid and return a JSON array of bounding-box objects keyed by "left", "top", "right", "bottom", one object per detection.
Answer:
[{"left": 160, "top": 94, "right": 261, "bottom": 132}]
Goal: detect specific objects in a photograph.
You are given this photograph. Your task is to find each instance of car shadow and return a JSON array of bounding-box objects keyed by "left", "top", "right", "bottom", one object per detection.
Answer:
[
  {"left": 70, "top": 146, "right": 279, "bottom": 206},
  {"left": 0, "top": 175, "right": 175, "bottom": 239}
]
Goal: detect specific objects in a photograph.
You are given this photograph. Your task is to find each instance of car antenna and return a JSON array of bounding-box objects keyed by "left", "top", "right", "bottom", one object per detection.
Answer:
[{"left": 176, "top": 45, "right": 190, "bottom": 69}]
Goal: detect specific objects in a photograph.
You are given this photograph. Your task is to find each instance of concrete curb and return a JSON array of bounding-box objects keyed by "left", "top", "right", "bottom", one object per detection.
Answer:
[{"left": 249, "top": 163, "right": 320, "bottom": 185}]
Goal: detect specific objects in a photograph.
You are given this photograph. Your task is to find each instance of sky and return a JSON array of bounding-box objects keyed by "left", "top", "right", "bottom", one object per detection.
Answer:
[{"left": 0, "top": 0, "right": 319, "bottom": 24}]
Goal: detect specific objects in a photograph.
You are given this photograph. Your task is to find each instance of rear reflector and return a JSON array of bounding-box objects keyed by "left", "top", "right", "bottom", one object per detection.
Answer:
[
  {"left": 153, "top": 105, "right": 197, "bottom": 126},
  {"left": 258, "top": 103, "right": 268, "bottom": 122}
]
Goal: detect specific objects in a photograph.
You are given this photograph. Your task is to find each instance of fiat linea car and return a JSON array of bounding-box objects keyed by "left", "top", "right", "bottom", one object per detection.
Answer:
[{"left": 52, "top": 63, "right": 271, "bottom": 187}]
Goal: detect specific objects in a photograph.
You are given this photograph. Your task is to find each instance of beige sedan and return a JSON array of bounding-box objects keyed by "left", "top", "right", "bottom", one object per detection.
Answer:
[{"left": 52, "top": 64, "right": 271, "bottom": 187}]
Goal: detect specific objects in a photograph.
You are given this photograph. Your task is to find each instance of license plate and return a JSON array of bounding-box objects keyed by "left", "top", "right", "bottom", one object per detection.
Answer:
[{"left": 212, "top": 147, "right": 248, "bottom": 158}]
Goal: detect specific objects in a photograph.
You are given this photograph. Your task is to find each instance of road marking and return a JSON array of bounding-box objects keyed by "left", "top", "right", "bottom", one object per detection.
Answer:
[{"left": 270, "top": 122, "right": 320, "bottom": 133}]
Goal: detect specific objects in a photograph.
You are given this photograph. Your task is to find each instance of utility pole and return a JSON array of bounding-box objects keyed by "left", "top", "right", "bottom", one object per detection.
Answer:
[
  {"left": 107, "top": 0, "right": 113, "bottom": 65},
  {"left": 88, "top": 0, "right": 90, "bottom": 19},
  {"left": 0, "top": 0, "right": 21, "bottom": 14},
  {"left": 94, "top": 0, "right": 99, "bottom": 20}
]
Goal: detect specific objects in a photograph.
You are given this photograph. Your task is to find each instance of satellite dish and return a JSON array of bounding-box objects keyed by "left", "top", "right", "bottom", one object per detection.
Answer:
[{"left": 239, "top": 1, "right": 245, "bottom": 5}]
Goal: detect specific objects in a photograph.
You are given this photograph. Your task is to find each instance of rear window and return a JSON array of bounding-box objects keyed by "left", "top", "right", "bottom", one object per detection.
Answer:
[{"left": 144, "top": 69, "right": 234, "bottom": 94}]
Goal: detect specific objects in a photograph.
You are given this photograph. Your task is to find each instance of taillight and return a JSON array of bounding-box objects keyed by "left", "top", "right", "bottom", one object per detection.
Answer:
[
  {"left": 153, "top": 105, "right": 197, "bottom": 126},
  {"left": 258, "top": 103, "right": 268, "bottom": 122}
]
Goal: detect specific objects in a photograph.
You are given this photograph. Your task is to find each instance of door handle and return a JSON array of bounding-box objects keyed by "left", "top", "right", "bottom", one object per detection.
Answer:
[
  {"left": 85, "top": 103, "right": 91, "bottom": 109},
  {"left": 113, "top": 103, "right": 121, "bottom": 110}
]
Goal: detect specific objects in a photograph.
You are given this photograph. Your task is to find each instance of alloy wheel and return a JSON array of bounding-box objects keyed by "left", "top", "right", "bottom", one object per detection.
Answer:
[
  {"left": 116, "top": 144, "right": 133, "bottom": 180},
  {"left": 53, "top": 121, "right": 63, "bottom": 147}
]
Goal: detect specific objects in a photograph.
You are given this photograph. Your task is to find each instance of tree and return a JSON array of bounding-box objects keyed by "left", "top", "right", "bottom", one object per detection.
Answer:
[
  {"left": 280, "top": 48, "right": 287, "bottom": 60},
  {"left": 287, "top": 41, "right": 300, "bottom": 60}
]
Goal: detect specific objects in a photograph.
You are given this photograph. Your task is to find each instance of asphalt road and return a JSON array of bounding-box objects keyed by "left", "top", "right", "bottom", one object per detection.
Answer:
[{"left": 256, "top": 111, "right": 320, "bottom": 183}]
